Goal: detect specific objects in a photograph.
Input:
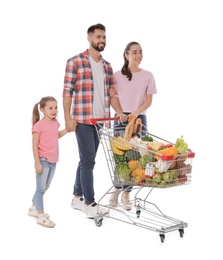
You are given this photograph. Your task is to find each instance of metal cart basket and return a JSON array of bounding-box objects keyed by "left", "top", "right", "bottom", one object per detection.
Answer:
[{"left": 90, "top": 118, "right": 195, "bottom": 243}]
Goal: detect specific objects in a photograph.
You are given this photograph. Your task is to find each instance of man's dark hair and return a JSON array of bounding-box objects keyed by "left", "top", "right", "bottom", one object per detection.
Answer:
[{"left": 87, "top": 23, "right": 106, "bottom": 34}]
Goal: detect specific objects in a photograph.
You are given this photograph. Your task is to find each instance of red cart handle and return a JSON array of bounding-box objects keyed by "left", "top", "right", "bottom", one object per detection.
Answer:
[{"left": 90, "top": 117, "right": 119, "bottom": 125}]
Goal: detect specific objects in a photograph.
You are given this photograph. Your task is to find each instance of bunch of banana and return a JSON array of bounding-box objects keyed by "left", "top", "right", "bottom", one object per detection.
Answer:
[{"left": 110, "top": 136, "right": 132, "bottom": 155}]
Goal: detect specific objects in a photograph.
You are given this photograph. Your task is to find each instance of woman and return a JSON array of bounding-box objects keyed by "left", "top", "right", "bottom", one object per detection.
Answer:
[{"left": 109, "top": 41, "right": 157, "bottom": 210}]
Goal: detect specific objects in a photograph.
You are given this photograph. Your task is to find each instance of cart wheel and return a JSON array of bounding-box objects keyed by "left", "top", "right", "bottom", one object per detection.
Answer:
[
  {"left": 159, "top": 234, "right": 165, "bottom": 243},
  {"left": 95, "top": 217, "right": 103, "bottom": 227},
  {"left": 136, "top": 209, "right": 141, "bottom": 218},
  {"left": 136, "top": 204, "right": 141, "bottom": 218},
  {"left": 179, "top": 228, "right": 184, "bottom": 238}
]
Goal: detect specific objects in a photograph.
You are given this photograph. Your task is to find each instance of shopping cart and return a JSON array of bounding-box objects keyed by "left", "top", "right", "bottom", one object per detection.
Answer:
[{"left": 90, "top": 117, "right": 195, "bottom": 243}]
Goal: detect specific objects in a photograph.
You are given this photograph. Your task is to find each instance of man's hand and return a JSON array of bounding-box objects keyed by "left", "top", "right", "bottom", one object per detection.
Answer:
[{"left": 65, "top": 118, "right": 77, "bottom": 132}]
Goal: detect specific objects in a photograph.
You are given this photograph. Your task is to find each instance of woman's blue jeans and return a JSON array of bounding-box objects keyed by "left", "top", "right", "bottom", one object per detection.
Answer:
[
  {"left": 32, "top": 158, "right": 56, "bottom": 211},
  {"left": 74, "top": 123, "right": 101, "bottom": 205}
]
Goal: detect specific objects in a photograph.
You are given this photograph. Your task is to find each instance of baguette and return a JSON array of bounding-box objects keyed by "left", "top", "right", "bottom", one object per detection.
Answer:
[
  {"left": 124, "top": 116, "right": 136, "bottom": 140},
  {"left": 133, "top": 118, "right": 142, "bottom": 134}
]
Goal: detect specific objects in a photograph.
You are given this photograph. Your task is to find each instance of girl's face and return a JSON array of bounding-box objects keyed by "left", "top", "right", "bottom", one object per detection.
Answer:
[
  {"left": 125, "top": 44, "right": 143, "bottom": 66},
  {"left": 41, "top": 100, "right": 58, "bottom": 120}
]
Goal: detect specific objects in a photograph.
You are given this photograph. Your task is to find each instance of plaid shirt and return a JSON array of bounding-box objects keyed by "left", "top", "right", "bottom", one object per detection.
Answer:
[{"left": 63, "top": 49, "right": 116, "bottom": 124}]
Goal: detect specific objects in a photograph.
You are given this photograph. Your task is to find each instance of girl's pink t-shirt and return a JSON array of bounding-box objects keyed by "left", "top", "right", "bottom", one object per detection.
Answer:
[
  {"left": 32, "top": 119, "right": 60, "bottom": 163},
  {"left": 114, "top": 69, "right": 157, "bottom": 115}
]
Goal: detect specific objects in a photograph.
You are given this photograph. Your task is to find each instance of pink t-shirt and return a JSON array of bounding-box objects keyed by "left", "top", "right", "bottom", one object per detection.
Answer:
[
  {"left": 32, "top": 119, "right": 60, "bottom": 163},
  {"left": 114, "top": 69, "right": 157, "bottom": 115}
]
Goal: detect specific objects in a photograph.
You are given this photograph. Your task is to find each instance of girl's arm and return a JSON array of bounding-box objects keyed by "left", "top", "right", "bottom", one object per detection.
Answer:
[
  {"left": 58, "top": 129, "right": 68, "bottom": 138},
  {"left": 32, "top": 132, "right": 43, "bottom": 173}
]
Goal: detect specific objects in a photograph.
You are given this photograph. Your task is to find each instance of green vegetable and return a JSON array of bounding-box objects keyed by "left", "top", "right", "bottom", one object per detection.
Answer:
[
  {"left": 114, "top": 154, "right": 128, "bottom": 164},
  {"left": 139, "top": 157, "right": 147, "bottom": 167},
  {"left": 124, "top": 149, "right": 141, "bottom": 161},
  {"left": 115, "top": 163, "right": 131, "bottom": 181},
  {"left": 143, "top": 153, "right": 155, "bottom": 162},
  {"left": 141, "top": 135, "right": 153, "bottom": 141},
  {"left": 174, "top": 135, "right": 188, "bottom": 154}
]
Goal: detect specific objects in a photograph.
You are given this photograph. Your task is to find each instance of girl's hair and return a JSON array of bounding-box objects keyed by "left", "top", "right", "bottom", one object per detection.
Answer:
[
  {"left": 121, "top": 41, "right": 140, "bottom": 81},
  {"left": 32, "top": 96, "right": 57, "bottom": 126}
]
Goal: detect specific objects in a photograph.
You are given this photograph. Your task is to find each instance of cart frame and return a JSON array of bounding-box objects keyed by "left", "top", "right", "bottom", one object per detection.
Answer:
[{"left": 90, "top": 118, "right": 194, "bottom": 243}]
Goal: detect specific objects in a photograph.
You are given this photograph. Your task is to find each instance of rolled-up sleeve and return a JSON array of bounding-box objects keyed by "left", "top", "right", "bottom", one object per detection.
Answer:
[{"left": 63, "top": 59, "right": 76, "bottom": 97}]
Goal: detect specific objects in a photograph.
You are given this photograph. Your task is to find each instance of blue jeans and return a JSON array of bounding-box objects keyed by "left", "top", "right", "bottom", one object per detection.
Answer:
[
  {"left": 74, "top": 123, "right": 102, "bottom": 205},
  {"left": 32, "top": 158, "right": 56, "bottom": 211},
  {"left": 113, "top": 113, "right": 148, "bottom": 191}
]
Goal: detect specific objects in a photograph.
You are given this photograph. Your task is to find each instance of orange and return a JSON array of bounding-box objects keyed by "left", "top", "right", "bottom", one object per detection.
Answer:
[{"left": 128, "top": 160, "right": 139, "bottom": 170}]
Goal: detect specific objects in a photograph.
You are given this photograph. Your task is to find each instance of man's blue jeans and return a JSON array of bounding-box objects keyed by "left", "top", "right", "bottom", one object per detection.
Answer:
[{"left": 74, "top": 123, "right": 101, "bottom": 205}]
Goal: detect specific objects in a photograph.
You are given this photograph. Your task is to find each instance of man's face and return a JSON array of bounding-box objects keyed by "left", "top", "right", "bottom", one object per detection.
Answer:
[{"left": 88, "top": 29, "right": 106, "bottom": 52}]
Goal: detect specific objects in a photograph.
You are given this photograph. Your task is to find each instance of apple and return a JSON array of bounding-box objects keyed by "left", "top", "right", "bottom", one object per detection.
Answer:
[
  {"left": 162, "top": 172, "right": 170, "bottom": 181},
  {"left": 152, "top": 172, "right": 162, "bottom": 184}
]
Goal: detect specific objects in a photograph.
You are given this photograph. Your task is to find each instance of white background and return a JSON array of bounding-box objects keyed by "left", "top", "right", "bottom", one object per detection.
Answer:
[{"left": 0, "top": 0, "right": 222, "bottom": 259}]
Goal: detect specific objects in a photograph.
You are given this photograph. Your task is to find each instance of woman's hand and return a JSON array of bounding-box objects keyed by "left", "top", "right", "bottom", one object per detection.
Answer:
[
  {"left": 117, "top": 112, "right": 128, "bottom": 123},
  {"left": 128, "top": 113, "right": 137, "bottom": 121}
]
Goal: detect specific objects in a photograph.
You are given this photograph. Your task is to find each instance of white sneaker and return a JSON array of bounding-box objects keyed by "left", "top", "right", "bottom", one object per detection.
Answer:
[
  {"left": 37, "top": 213, "right": 55, "bottom": 228},
  {"left": 86, "top": 203, "right": 108, "bottom": 219},
  {"left": 28, "top": 207, "right": 38, "bottom": 218},
  {"left": 71, "top": 197, "right": 86, "bottom": 212},
  {"left": 109, "top": 188, "right": 121, "bottom": 207},
  {"left": 121, "top": 192, "right": 132, "bottom": 211}
]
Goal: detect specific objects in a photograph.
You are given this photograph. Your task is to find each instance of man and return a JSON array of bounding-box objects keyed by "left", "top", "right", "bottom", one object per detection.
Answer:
[{"left": 62, "top": 23, "right": 127, "bottom": 218}]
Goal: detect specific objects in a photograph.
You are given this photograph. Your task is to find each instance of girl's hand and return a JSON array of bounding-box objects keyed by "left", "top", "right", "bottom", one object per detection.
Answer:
[{"left": 35, "top": 162, "right": 43, "bottom": 174}]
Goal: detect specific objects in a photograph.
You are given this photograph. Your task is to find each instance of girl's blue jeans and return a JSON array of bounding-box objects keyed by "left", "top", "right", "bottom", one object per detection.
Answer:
[{"left": 32, "top": 158, "right": 56, "bottom": 211}]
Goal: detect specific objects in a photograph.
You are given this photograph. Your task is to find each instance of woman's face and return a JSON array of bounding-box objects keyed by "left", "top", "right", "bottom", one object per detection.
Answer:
[{"left": 125, "top": 44, "right": 143, "bottom": 66}]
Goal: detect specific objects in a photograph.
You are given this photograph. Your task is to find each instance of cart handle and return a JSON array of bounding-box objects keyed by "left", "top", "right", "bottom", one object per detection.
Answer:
[{"left": 90, "top": 117, "right": 119, "bottom": 125}]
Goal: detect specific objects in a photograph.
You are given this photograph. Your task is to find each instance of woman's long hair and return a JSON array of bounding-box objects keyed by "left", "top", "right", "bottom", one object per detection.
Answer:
[{"left": 121, "top": 41, "right": 140, "bottom": 81}]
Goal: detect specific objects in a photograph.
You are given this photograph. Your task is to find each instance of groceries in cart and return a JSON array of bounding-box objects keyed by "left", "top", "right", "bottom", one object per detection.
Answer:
[{"left": 110, "top": 117, "right": 195, "bottom": 188}]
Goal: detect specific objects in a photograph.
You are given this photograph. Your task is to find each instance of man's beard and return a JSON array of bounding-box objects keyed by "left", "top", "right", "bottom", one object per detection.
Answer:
[{"left": 91, "top": 42, "right": 105, "bottom": 52}]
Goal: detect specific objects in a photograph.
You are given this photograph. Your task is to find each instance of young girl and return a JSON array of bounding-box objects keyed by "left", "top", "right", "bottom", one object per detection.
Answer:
[{"left": 28, "top": 96, "right": 67, "bottom": 228}]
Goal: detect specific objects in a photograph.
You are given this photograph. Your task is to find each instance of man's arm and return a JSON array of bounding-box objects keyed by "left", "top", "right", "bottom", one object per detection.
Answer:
[{"left": 63, "top": 96, "right": 77, "bottom": 132}]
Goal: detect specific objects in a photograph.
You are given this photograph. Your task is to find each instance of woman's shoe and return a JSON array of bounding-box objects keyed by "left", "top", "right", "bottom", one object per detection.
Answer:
[
  {"left": 121, "top": 191, "right": 132, "bottom": 211},
  {"left": 108, "top": 188, "right": 121, "bottom": 207}
]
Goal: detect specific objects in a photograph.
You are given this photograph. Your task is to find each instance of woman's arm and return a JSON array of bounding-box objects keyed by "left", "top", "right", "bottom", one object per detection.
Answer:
[
  {"left": 111, "top": 96, "right": 128, "bottom": 122},
  {"left": 131, "top": 94, "right": 153, "bottom": 117}
]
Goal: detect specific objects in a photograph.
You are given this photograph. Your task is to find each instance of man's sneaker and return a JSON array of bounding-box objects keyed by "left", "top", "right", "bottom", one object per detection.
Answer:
[
  {"left": 108, "top": 188, "right": 121, "bottom": 207},
  {"left": 86, "top": 202, "right": 108, "bottom": 219},
  {"left": 28, "top": 207, "right": 38, "bottom": 218},
  {"left": 71, "top": 197, "right": 86, "bottom": 212},
  {"left": 37, "top": 213, "right": 55, "bottom": 228},
  {"left": 121, "top": 192, "right": 132, "bottom": 211}
]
